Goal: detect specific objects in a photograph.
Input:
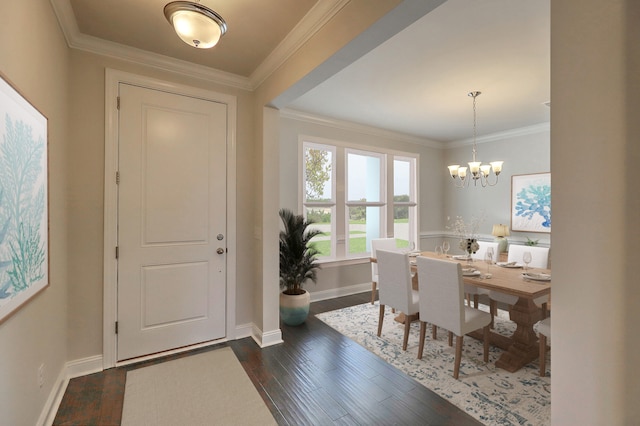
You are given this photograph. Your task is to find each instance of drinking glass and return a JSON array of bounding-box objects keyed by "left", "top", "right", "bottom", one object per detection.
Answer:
[
  {"left": 523, "top": 251, "right": 532, "bottom": 271},
  {"left": 484, "top": 247, "right": 494, "bottom": 274},
  {"left": 435, "top": 246, "right": 443, "bottom": 257},
  {"left": 403, "top": 241, "right": 415, "bottom": 254},
  {"left": 442, "top": 241, "right": 450, "bottom": 258}
]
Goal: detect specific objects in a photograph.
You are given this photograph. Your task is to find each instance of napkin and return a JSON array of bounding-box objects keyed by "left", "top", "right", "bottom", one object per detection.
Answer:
[{"left": 523, "top": 272, "right": 551, "bottom": 280}]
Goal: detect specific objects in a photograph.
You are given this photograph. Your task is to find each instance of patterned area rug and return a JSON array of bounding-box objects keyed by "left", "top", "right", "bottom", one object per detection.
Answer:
[{"left": 316, "top": 302, "right": 550, "bottom": 425}]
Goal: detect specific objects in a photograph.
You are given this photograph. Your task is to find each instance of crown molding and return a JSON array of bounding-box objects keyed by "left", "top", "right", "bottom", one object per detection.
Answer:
[
  {"left": 447, "top": 122, "right": 550, "bottom": 148},
  {"left": 51, "top": 0, "right": 347, "bottom": 92},
  {"left": 280, "top": 108, "right": 444, "bottom": 149},
  {"left": 51, "top": 0, "right": 251, "bottom": 90},
  {"left": 248, "top": 0, "right": 350, "bottom": 89}
]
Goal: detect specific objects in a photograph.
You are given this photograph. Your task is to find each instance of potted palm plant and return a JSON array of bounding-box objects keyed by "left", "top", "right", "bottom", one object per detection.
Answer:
[{"left": 279, "top": 208, "right": 322, "bottom": 326}]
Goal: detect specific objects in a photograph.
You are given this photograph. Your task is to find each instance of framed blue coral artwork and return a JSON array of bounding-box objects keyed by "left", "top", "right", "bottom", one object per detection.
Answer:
[
  {"left": 0, "top": 72, "right": 49, "bottom": 323},
  {"left": 511, "top": 173, "right": 551, "bottom": 233}
]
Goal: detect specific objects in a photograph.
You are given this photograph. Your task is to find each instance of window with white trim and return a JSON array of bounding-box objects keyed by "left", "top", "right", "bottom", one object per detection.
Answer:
[{"left": 302, "top": 138, "right": 418, "bottom": 261}]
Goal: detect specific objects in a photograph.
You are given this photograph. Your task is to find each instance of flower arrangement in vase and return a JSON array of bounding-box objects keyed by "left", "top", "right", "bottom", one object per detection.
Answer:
[{"left": 447, "top": 213, "right": 485, "bottom": 258}]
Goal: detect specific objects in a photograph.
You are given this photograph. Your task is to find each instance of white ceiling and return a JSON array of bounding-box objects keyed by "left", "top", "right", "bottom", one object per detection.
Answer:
[
  {"left": 53, "top": 0, "right": 550, "bottom": 143},
  {"left": 287, "top": 0, "right": 550, "bottom": 142}
]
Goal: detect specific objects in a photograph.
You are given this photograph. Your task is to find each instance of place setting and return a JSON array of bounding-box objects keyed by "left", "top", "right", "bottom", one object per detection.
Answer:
[{"left": 522, "top": 272, "right": 552, "bottom": 282}]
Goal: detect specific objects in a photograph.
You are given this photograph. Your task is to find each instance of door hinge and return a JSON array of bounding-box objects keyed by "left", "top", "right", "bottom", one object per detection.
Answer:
[
  {"left": 117, "top": 96, "right": 120, "bottom": 110},
  {"left": 115, "top": 246, "right": 119, "bottom": 259},
  {"left": 116, "top": 171, "right": 120, "bottom": 185},
  {"left": 115, "top": 321, "right": 118, "bottom": 334}
]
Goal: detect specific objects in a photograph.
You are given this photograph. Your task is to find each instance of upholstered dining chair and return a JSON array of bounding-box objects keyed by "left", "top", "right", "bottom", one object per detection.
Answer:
[
  {"left": 537, "top": 317, "right": 551, "bottom": 376},
  {"left": 415, "top": 256, "right": 491, "bottom": 379},
  {"left": 376, "top": 249, "right": 419, "bottom": 351},
  {"left": 465, "top": 241, "right": 499, "bottom": 309},
  {"left": 370, "top": 238, "right": 399, "bottom": 304},
  {"left": 489, "top": 245, "right": 550, "bottom": 320}
]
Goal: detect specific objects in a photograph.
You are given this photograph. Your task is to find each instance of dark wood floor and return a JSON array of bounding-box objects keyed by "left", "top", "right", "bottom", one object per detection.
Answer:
[{"left": 53, "top": 292, "right": 482, "bottom": 425}]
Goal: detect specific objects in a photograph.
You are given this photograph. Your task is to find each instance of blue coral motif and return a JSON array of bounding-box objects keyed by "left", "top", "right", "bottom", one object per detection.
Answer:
[{"left": 515, "top": 184, "right": 551, "bottom": 228}]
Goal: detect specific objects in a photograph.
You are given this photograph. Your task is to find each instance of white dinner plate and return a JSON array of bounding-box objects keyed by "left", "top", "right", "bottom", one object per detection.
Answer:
[
  {"left": 497, "top": 262, "right": 523, "bottom": 268},
  {"left": 522, "top": 272, "right": 551, "bottom": 281},
  {"left": 453, "top": 255, "right": 471, "bottom": 260},
  {"left": 462, "top": 270, "right": 481, "bottom": 277}
]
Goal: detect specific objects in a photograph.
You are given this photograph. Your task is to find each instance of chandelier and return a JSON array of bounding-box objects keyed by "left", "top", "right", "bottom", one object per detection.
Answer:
[
  {"left": 447, "top": 91, "right": 503, "bottom": 187},
  {"left": 164, "top": 1, "right": 227, "bottom": 49}
]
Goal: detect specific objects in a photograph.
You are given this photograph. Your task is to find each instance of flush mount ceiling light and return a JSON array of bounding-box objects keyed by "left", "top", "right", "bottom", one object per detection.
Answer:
[
  {"left": 164, "top": 1, "right": 227, "bottom": 49},
  {"left": 447, "top": 91, "right": 503, "bottom": 188}
]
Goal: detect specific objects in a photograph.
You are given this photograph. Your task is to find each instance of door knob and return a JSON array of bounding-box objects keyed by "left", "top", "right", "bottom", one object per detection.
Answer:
[{"left": 216, "top": 248, "right": 225, "bottom": 255}]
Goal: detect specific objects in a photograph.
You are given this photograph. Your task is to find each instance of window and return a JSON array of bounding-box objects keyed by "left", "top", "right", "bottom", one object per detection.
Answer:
[
  {"left": 302, "top": 138, "right": 418, "bottom": 261},
  {"left": 346, "top": 149, "right": 385, "bottom": 256},
  {"left": 393, "top": 157, "right": 417, "bottom": 250},
  {"left": 303, "top": 143, "right": 335, "bottom": 258}
]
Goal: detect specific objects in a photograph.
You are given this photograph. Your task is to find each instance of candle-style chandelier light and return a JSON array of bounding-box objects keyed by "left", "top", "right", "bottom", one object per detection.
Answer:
[{"left": 447, "top": 91, "right": 503, "bottom": 188}]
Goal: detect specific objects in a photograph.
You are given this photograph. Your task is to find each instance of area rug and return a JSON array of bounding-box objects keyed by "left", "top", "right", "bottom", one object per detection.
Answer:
[
  {"left": 316, "top": 303, "right": 550, "bottom": 426},
  {"left": 121, "top": 346, "right": 276, "bottom": 426}
]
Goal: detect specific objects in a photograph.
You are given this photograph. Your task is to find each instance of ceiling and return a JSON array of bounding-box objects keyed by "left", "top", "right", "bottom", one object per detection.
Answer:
[{"left": 53, "top": 0, "right": 550, "bottom": 143}]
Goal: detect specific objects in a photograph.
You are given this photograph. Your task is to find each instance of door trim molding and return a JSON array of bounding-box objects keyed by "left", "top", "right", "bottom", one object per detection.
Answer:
[{"left": 103, "top": 69, "right": 237, "bottom": 368}]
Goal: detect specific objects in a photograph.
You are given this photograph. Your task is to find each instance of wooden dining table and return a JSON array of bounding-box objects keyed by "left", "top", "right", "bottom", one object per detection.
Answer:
[{"left": 372, "top": 251, "right": 551, "bottom": 373}]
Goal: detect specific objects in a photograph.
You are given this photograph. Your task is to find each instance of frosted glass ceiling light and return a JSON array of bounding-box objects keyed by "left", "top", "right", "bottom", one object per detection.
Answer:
[
  {"left": 164, "top": 1, "right": 227, "bottom": 49},
  {"left": 447, "top": 91, "right": 503, "bottom": 188}
]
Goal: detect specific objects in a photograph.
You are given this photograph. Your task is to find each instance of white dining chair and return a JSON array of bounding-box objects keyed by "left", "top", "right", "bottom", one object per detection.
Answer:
[
  {"left": 489, "top": 245, "right": 550, "bottom": 319},
  {"left": 376, "top": 249, "right": 419, "bottom": 351},
  {"left": 415, "top": 256, "right": 491, "bottom": 379},
  {"left": 465, "top": 241, "right": 498, "bottom": 309},
  {"left": 370, "top": 238, "right": 400, "bottom": 304},
  {"left": 537, "top": 317, "right": 551, "bottom": 376}
]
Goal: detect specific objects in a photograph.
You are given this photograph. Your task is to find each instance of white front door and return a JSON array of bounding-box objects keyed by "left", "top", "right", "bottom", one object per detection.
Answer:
[{"left": 116, "top": 83, "right": 227, "bottom": 361}]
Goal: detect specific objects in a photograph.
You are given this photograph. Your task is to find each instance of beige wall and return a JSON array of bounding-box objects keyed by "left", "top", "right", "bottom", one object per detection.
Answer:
[
  {"left": 278, "top": 115, "right": 550, "bottom": 294},
  {"left": 0, "top": 1, "right": 70, "bottom": 425},
  {"left": 551, "top": 0, "right": 640, "bottom": 423},
  {"left": 279, "top": 114, "right": 444, "bottom": 295},
  {"left": 0, "top": 0, "right": 638, "bottom": 424},
  {"left": 444, "top": 128, "right": 551, "bottom": 244}
]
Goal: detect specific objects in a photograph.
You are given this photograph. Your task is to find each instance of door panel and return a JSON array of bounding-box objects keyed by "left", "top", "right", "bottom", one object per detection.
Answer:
[{"left": 117, "top": 83, "right": 227, "bottom": 361}]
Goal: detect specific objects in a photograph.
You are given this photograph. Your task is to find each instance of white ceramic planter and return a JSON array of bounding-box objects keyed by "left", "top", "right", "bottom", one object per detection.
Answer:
[{"left": 279, "top": 290, "right": 311, "bottom": 326}]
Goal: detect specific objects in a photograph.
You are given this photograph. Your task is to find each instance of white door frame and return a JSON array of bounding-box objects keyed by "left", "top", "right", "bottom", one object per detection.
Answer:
[{"left": 103, "top": 69, "right": 237, "bottom": 368}]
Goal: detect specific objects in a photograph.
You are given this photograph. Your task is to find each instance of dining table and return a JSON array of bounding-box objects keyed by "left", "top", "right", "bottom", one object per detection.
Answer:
[{"left": 372, "top": 251, "right": 551, "bottom": 373}]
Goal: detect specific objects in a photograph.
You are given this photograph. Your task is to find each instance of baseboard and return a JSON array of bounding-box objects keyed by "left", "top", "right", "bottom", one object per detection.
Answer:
[
  {"left": 251, "top": 324, "right": 283, "bottom": 348},
  {"left": 37, "top": 355, "right": 104, "bottom": 426},
  {"left": 235, "top": 322, "right": 254, "bottom": 339},
  {"left": 309, "top": 282, "right": 370, "bottom": 302},
  {"left": 66, "top": 354, "right": 104, "bottom": 379},
  {"left": 37, "top": 287, "right": 362, "bottom": 425}
]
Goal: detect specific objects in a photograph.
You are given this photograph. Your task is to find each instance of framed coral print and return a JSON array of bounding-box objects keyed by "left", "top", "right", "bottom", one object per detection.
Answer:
[
  {"left": 511, "top": 172, "right": 551, "bottom": 233},
  {"left": 0, "top": 72, "right": 49, "bottom": 323}
]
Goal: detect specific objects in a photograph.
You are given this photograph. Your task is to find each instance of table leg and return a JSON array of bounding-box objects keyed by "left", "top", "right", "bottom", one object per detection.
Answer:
[{"left": 495, "top": 297, "right": 542, "bottom": 372}]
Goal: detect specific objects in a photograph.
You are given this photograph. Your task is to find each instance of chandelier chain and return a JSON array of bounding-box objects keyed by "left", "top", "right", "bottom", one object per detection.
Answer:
[{"left": 471, "top": 91, "right": 479, "bottom": 162}]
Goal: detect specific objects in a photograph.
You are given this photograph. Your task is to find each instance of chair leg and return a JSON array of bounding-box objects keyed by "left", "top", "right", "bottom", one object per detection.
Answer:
[
  {"left": 483, "top": 325, "right": 490, "bottom": 363},
  {"left": 417, "top": 321, "right": 426, "bottom": 359},
  {"left": 448, "top": 331, "right": 453, "bottom": 347},
  {"left": 453, "top": 335, "right": 463, "bottom": 379},
  {"left": 402, "top": 316, "right": 411, "bottom": 350},
  {"left": 466, "top": 293, "right": 471, "bottom": 306},
  {"left": 377, "top": 304, "right": 385, "bottom": 337},
  {"left": 371, "top": 281, "right": 377, "bottom": 304},
  {"left": 539, "top": 334, "right": 547, "bottom": 376},
  {"left": 541, "top": 302, "right": 548, "bottom": 319},
  {"left": 473, "top": 294, "right": 479, "bottom": 309},
  {"left": 432, "top": 324, "right": 438, "bottom": 340}
]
